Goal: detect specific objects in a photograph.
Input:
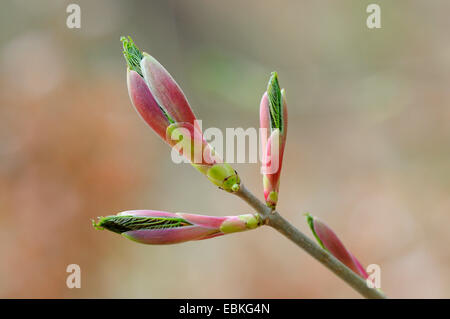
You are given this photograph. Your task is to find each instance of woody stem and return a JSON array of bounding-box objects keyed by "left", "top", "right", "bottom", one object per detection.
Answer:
[{"left": 235, "top": 184, "right": 387, "bottom": 299}]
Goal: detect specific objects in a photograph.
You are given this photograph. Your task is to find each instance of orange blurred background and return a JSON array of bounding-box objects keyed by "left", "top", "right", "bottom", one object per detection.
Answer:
[{"left": 1, "top": 0, "right": 449, "bottom": 298}]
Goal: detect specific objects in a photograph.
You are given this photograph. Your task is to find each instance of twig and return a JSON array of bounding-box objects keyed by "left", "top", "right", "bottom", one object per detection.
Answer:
[{"left": 235, "top": 184, "right": 387, "bottom": 299}]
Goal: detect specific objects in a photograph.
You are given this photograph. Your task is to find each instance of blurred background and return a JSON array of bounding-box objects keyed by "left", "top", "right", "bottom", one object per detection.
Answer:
[{"left": 1, "top": 0, "right": 449, "bottom": 298}]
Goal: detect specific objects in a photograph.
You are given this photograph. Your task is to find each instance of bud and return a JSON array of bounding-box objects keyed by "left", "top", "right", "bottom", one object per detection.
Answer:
[
  {"left": 260, "top": 72, "right": 288, "bottom": 208},
  {"left": 305, "top": 213, "right": 368, "bottom": 279},
  {"left": 140, "top": 53, "right": 198, "bottom": 130},
  {"left": 127, "top": 69, "right": 170, "bottom": 141},
  {"left": 206, "top": 163, "right": 240, "bottom": 192},
  {"left": 121, "top": 36, "right": 241, "bottom": 192},
  {"left": 93, "top": 210, "right": 262, "bottom": 245}
]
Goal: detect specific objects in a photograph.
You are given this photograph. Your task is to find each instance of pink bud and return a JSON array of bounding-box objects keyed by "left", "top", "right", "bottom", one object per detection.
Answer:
[
  {"left": 260, "top": 73, "right": 288, "bottom": 208},
  {"left": 93, "top": 210, "right": 262, "bottom": 245},
  {"left": 127, "top": 70, "right": 170, "bottom": 141},
  {"left": 306, "top": 214, "right": 368, "bottom": 279},
  {"left": 127, "top": 68, "right": 217, "bottom": 168},
  {"left": 141, "top": 54, "right": 200, "bottom": 131},
  {"left": 122, "top": 36, "right": 241, "bottom": 192}
]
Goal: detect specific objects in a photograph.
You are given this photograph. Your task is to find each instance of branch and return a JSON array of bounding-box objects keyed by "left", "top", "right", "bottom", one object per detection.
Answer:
[{"left": 235, "top": 184, "right": 387, "bottom": 299}]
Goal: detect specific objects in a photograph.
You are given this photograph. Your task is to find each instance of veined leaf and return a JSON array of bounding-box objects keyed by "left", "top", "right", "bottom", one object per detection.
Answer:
[
  {"left": 267, "top": 72, "right": 283, "bottom": 132},
  {"left": 93, "top": 215, "right": 193, "bottom": 234},
  {"left": 121, "top": 36, "right": 144, "bottom": 77}
]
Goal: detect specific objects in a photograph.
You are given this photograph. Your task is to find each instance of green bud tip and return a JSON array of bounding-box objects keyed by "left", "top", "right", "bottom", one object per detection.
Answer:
[
  {"left": 267, "top": 71, "right": 283, "bottom": 132},
  {"left": 305, "top": 213, "right": 325, "bottom": 249},
  {"left": 92, "top": 218, "right": 104, "bottom": 231},
  {"left": 121, "top": 36, "right": 144, "bottom": 77}
]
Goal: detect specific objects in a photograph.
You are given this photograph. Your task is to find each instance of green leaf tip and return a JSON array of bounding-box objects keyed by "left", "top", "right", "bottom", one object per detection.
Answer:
[
  {"left": 305, "top": 213, "right": 325, "bottom": 249},
  {"left": 93, "top": 215, "right": 193, "bottom": 234},
  {"left": 267, "top": 71, "right": 283, "bottom": 132},
  {"left": 92, "top": 218, "right": 104, "bottom": 231},
  {"left": 121, "top": 36, "right": 144, "bottom": 77}
]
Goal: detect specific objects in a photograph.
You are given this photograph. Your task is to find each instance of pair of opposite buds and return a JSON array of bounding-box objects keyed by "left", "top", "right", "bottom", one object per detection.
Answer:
[{"left": 93, "top": 37, "right": 368, "bottom": 281}]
